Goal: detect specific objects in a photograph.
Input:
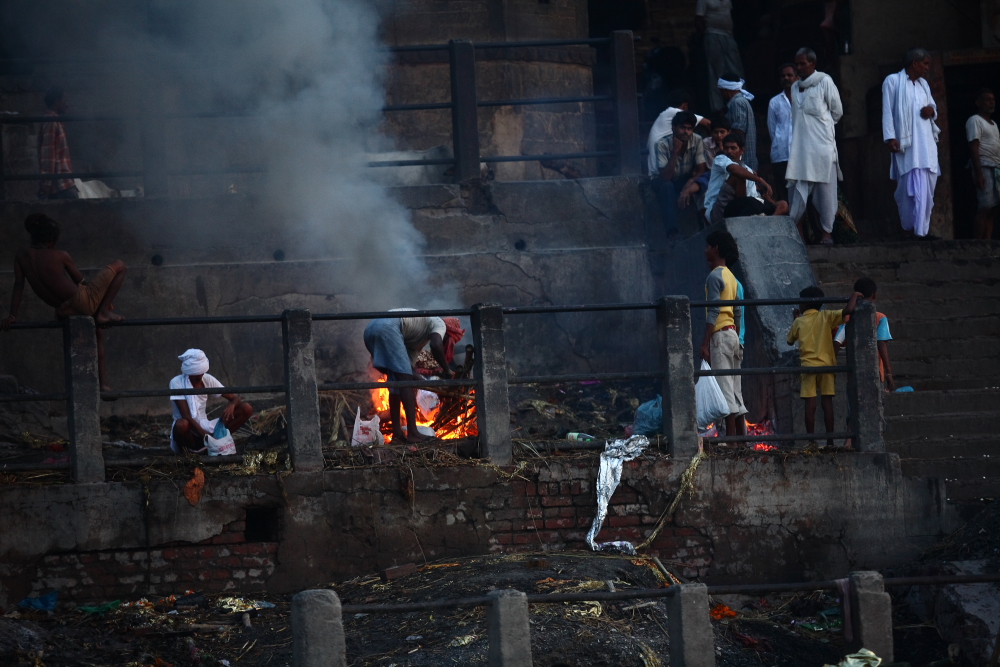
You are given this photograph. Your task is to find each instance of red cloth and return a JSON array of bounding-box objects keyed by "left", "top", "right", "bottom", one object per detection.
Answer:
[
  {"left": 38, "top": 111, "right": 74, "bottom": 195},
  {"left": 442, "top": 317, "right": 465, "bottom": 364}
]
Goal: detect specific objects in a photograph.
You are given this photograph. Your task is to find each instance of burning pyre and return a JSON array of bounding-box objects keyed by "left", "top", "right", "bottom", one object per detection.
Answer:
[{"left": 370, "top": 377, "right": 478, "bottom": 443}]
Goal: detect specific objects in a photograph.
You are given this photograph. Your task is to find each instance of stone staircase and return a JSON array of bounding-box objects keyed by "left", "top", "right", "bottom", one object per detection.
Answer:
[{"left": 808, "top": 241, "right": 1000, "bottom": 502}]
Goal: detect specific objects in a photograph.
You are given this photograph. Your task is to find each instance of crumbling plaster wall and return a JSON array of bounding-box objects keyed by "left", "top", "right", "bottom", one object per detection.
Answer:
[{"left": 1, "top": 453, "right": 948, "bottom": 607}]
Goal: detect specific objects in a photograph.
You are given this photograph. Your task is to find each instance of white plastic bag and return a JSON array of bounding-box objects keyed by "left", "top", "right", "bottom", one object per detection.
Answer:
[
  {"left": 351, "top": 407, "right": 384, "bottom": 447},
  {"left": 416, "top": 389, "right": 440, "bottom": 417},
  {"left": 695, "top": 360, "right": 730, "bottom": 428},
  {"left": 204, "top": 433, "right": 237, "bottom": 456}
]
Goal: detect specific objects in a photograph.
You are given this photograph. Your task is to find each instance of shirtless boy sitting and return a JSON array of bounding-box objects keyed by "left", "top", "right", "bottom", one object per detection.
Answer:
[{"left": 1, "top": 213, "right": 126, "bottom": 391}]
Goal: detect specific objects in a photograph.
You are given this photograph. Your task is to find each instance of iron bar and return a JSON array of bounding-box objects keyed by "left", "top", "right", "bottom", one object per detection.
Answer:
[
  {"left": 101, "top": 385, "right": 285, "bottom": 400},
  {"left": 341, "top": 596, "right": 493, "bottom": 614},
  {"left": 481, "top": 151, "right": 615, "bottom": 163},
  {"left": 0, "top": 115, "right": 127, "bottom": 124},
  {"left": 4, "top": 171, "right": 144, "bottom": 181},
  {"left": 883, "top": 574, "right": 1000, "bottom": 587},
  {"left": 109, "top": 315, "right": 284, "bottom": 327},
  {"left": 0, "top": 461, "right": 71, "bottom": 472},
  {"left": 703, "top": 432, "right": 854, "bottom": 443},
  {"left": 508, "top": 371, "right": 662, "bottom": 385},
  {"left": 381, "top": 102, "right": 453, "bottom": 112},
  {"left": 366, "top": 158, "right": 455, "bottom": 168},
  {"left": 312, "top": 308, "right": 472, "bottom": 320},
  {"left": 695, "top": 365, "right": 850, "bottom": 377},
  {"left": 477, "top": 95, "right": 612, "bottom": 108},
  {"left": 526, "top": 588, "right": 677, "bottom": 604},
  {"left": 706, "top": 581, "right": 839, "bottom": 595},
  {"left": 473, "top": 38, "right": 609, "bottom": 49},
  {"left": 105, "top": 454, "right": 246, "bottom": 468},
  {"left": 0, "top": 393, "right": 67, "bottom": 403},
  {"left": 502, "top": 302, "right": 657, "bottom": 315},
  {"left": 318, "top": 379, "right": 476, "bottom": 391},
  {"left": 166, "top": 167, "right": 266, "bottom": 176}
]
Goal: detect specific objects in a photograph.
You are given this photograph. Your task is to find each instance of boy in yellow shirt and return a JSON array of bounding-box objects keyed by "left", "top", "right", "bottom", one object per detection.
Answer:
[{"left": 787, "top": 286, "right": 862, "bottom": 447}]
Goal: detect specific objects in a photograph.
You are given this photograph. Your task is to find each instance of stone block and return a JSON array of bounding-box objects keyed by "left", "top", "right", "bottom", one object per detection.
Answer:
[
  {"left": 848, "top": 571, "right": 893, "bottom": 661},
  {"left": 487, "top": 590, "right": 533, "bottom": 667},
  {"left": 292, "top": 589, "right": 346, "bottom": 667},
  {"left": 666, "top": 583, "right": 715, "bottom": 667}
]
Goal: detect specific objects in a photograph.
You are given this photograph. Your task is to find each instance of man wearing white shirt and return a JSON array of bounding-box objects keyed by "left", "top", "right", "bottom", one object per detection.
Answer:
[
  {"left": 967, "top": 88, "right": 998, "bottom": 239},
  {"left": 767, "top": 64, "right": 797, "bottom": 202},
  {"left": 645, "top": 90, "right": 708, "bottom": 175},
  {"left": 882, "top": 48, "right": 941, "bottom": 239}
]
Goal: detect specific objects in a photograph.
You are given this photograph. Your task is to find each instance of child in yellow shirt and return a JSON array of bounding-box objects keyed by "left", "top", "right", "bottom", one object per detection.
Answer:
[{"left": 787, "top": 286, "right": 862, "bottom": 447}]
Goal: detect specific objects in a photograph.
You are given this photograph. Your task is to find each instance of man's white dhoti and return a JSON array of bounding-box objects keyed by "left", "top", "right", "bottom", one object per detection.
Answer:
[
  {"left": 895, "top": 168, "right": 937, "bottom": 237},
  {"left": 788, "top": 161, "right": 839, "bottom": 233}
]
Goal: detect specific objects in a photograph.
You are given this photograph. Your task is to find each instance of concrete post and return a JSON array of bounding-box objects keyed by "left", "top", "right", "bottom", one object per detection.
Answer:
[
  {"left": 487, "top": 590, "right": 533, "bottom": 667},
  {"left": 282, "top": 309, "right": 324, "bottom": 472},
  {"left": 449, "top": 39, "right": 481, "bottom": 183},
  {"left": 64, "top": 316, "right": 104, "bottom": 483},
  {"left": 610, "top": 30, "right": 641, "bottom": 175},
  {"left": 666, "top": 583, "right": 716, "bottom": 667},
  {"left": 846, "top": 300, "right": 885, "bottom": 452},
  {"left": 472, "top": 304, "right": 511, "bottom": 464},
  {"left": 291, "top": 589, "right": 346, "bottom": 667},
  {"left": 847, "top": 571, "right": 894, "bottom": 661},
  {"left": 657, "top": 296, "right": 699, "bottom": 458}
]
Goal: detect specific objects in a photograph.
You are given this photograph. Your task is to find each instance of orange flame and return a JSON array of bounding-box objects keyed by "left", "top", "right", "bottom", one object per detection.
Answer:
[
  {"left": 746, "top": 420, "right": 778, "bottom": 451},
  {"left": 370, "top": 375, "right": 477, "bottom": 443}
]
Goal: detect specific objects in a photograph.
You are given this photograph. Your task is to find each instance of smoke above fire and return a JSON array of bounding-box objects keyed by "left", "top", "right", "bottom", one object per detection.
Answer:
[{"left": 9, "top": 0, "right": 452, "bottom": 309}]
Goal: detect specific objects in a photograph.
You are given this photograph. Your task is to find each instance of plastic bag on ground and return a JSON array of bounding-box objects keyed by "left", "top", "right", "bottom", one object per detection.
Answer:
[
  {"left": 695, "top": 361, "right": 729, "bottom": 429},
  {"left": 18, "top": 590, "right": 58, "bottom": 611},
  {"left": 632, "top": 395, "right": 662, "bottom": 435},
  {"left": 822, "top": 649, "right": 882, "bottom": 667},
  {"left": 352, "top": 407, "right": 384, "bottom": 447},
  {"left": 204, "top": 432, "right": 236, "bottom": 456}
]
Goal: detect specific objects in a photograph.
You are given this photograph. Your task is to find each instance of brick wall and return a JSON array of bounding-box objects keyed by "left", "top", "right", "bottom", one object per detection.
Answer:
[{"left": 32, "top": 513, "right": 277, "bottom": 602}]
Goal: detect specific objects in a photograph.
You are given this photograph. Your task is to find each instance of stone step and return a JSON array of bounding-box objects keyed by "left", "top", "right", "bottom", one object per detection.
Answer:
[
  {"left": 943, "top": 478, "right": 1000, "bottom": 502},
  {"left": 901, "top": 376, "right": 999, "bottom": 392},
  {"left": 885, "top": 411, "right": 999, "bottom": 440},
  {"left": 815, "top": 281, "right": 1000, "bottom": 301},
  {"left": 886, "top": 337, "right": 1000, "bottom": 363},
  {"left": 900, "top": 457, "right": 1000, "bottom": 479},
  {"left": 807, "top": 240, "right": 1000, "bottom": 265},
  {"left": 885, "top": 388, "right": 1000, "bottom": 416},
  {"left": 888, "top": 435, "right": 999, "bottom": 459},
  {"left": 890, "top": 316, "right": 1000, "bottom": 340},
  {"left": 890, "top": 357, "right": 1000, "bottom": 383},
  {"left": 813, "top": 261, "right": 1000, "bottom": 285}
]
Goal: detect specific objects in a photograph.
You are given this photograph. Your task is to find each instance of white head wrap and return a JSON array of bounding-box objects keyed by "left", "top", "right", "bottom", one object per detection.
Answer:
[
  {"left": 179, "top": 349, "right": 209, "bottom": 376},
  {"left": 717, "top": 78, "right": 754, "bottom": 101}
]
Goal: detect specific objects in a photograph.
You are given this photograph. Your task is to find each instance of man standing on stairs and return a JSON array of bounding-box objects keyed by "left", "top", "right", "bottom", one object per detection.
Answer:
[
  {"left": 967, "top": 88, "right": 998, "bottom": 240},
  {"left": 882, "top": 48, "right": 942, "bottom": 241},
  {"left": 786, "top": 48, "right": 843, "bottom": 245}
]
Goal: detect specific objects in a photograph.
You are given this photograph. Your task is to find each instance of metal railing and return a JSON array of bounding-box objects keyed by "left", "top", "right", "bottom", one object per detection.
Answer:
[
  {"left": 0, "top": 295, "right": 884, "bottom": 481},
  {"left": 0, "top": 32, "right": 641, "bottom": 198},
  {"left": 290, "top": 571, "right": 1000, "bottom": 667}
]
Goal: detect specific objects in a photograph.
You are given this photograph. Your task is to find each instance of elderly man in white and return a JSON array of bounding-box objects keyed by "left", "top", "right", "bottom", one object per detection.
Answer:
[
  {"left": 786, "top": 47, "right": 843, "bottom": 245},
  {"left": 882, "top": 48, "right": 941, "bottom": 239}
]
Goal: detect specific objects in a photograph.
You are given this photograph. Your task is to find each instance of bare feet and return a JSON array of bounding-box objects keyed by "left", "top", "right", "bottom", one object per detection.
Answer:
[
  {"left": 406, "top": 431, "right": 433, "bottom": 444},
  {"left": 820, "top": 232, "right": 834, "bottom": 245},
  {"left": 95, "top": 310, "right": 125, "bottom": 326}
]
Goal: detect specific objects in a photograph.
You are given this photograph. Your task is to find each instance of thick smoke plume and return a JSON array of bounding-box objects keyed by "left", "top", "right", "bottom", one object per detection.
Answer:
[{"left": 12, "top": 0, "right": 450, "bottom": 309}]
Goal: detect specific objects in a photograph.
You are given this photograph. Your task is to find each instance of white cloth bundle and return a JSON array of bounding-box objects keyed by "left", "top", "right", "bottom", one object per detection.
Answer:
[
  {"left": 717, "top": 78, "right": 754, "bottom": 101},
  {"left": 179, "top": 349, "right": 210, "bottom": 376}
]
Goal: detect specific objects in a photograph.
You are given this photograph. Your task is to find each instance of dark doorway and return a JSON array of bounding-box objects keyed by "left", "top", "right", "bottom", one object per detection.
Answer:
[
  {"left": 244, "top": 507, "right": 283, "bottom": 543},
  {"left": 944, "top": 61, "right": 1000, "bottom": 239}
]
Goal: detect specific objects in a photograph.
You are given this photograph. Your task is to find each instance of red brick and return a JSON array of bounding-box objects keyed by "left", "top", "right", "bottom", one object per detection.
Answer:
[
  {"left": 213, "top": 556, "right": 243, "bottom": 568},
  {"left": 577, "top": 517, "right": 594, "bottom": 528},
  {"left": 572, "top": 495, "right": 593, "bottom": 506},
  {"left": 544, "top": 518, "right": 575, "bottom": 529},
  {"left": 542, "top": 508, "right": 561, "bottom": 518},
  {"left": 511, "top": 519, "right": 542, "bottom": 532},
  {"left": 211, "top": 532, "right": 245, "bottom": 545},
  {"left": 264, "top": 543, "right": 278, "bottom": 554},
  {"left": 199, "top": 548, "right": 217, "bottom": 558},
  {"left": 242, "top": 556, "right": 270, "bottom": 568},
  {"left": 78, "top": 554, "right": 97, "bottom": 564},
  {"left": 608, "top": 515, "right": 641, "bottom": 527},
  {"left": 536, "top": 483, "right": 549, "bottom": 496},
  {"left": 548, "top": 483, "right": 561, "bottom": 495},
  {"left": 512, "top": 533, "right": 536, "bottom": 545},
  {"left": 490, "top": 521, "right": 512, "bottom": 532},
  {"left": 526, "top": 507, "right": 542, "bottom": 519},
  {"left": 489, "top": 533, "right": 513, "bottom": 545},
  {"left": 510, "top": 481, "right": 527, "bottom": 496},
  {"left": 524, "top": 482, "right": 537, "bottom": 496},
  {"left": 381, "top": 563, "right": 418, "bottom": 581},
  {"left": 558, "top": 507, "right": 576, "bottom": 518},
  {"left": 507, "top": 495, "right": 530, "bottom": 509},
  {"left": 161, "top": 549, "right": 180, "bottom": 560}
]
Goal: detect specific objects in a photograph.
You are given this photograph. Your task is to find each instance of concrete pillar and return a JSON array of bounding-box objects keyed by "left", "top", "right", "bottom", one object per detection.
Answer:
[
  {"left": 282, "top": 309, "right": 323, "bottom": 472},
  {"left": 847, "top": 571, "right": 894, "bottom": 661},
  {"left": 291, "top": 589, "right": 346, "bottom": 667},
  {"left": 487, "top": 590, "right": 533, "bottom": 667},
  {"left": 846, "top": 300, "right": 885, "bottom": 452},
  {"left": 610, "top": 30, "right": 641, "bottom": 175},
  {"left": 472, "top": 304, "right": 511, "bottom": 464},
  {"left": 666, "top": 584, "right": 715, "bottom": 667},
  {"left": 657, "top": 296, "right": 699, "bottom": 458},
  {"left": 64, "top": 316, "right": 104, "bottom": 483},
  {"left": 449, "top": 39, "right": 481, "bottom": 183}
]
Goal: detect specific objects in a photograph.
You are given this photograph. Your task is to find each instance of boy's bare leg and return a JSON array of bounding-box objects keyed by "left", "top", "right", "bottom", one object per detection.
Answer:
[
  {"left": 389, "top": 392, "right": 405, "bottom": 441},
  {"left": 95, "top": 261, "right": 126, "bottom": 326},
  {"left": 401, "top": 387, "right": 431, "bottom": 443},
  {"left": 974, "top": 208, "right": 994, "bottom": 240},
  {"left": 803, "top": 397, "right": 817, "bottom": 435},
  {"left": 735, "top": 415, "right": 746, "bottom": 435},
  {"left": 821, "top": 395, "right": 835, "bottom": 447},
  {"left": 724, "top": 414, "right": 737, "bottom": 437},
  {"left": 222, "top": 402, "right": 254, "bottom": 431}
]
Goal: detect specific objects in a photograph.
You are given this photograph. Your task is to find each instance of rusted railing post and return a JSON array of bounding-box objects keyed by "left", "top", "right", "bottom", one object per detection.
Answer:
[
  {"left": 449, "top": 39, "right": 481, "bottom": 182},
  {"left": 292, "top": 589, "right": 347, "bottom": 667},
  {"left": 610, "top": 30, "right": 640, "bottom": 175},
  {"left": 472, "top": 303, "right": 511, "bottom": 464},
  {"left": 657, "top": 296, "right": 699, "bottom": 458},
  {"left": 846, "top": 300, "right": 885, "bottom": 452},
  {"left": 64, "top": 317, "right": 104, "bottom": 482},
  {"left": 283, "top": 309, "right": 323, "bottom": 472}
]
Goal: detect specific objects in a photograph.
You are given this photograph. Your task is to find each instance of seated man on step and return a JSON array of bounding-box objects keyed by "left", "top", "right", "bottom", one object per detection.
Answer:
[
  {"left": 703, "top": 130, "right": 788, "bottom": 225},
  {"left": 170, "top": 349, "right": 253, "bottom": 454}
]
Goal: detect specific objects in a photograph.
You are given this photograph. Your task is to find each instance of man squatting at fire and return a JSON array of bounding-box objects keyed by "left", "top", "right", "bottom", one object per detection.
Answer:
[
  {"left": 363, "top": 309, "right": 455, "bottom": 443},
  {"left": 169, "top": 349, "right": 253, "bottom": 454},
  {"left": 1, "top": 214, "right": 126, "bottom": 391}
]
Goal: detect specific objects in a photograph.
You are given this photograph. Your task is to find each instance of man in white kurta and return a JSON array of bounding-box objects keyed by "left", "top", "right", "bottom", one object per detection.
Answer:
[
  {"left": 882, "top": 50, "right": 940, "bottom": 238},
  {"left": 786, "top": 49, "right": 843, "bottom": 244}
]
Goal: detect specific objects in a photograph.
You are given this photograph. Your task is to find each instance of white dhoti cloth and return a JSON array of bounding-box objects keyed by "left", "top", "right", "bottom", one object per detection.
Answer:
[
  {"left": 788, "top": 161, "right": 839, "bottom": 233},
  {"left": 895, "top": 168, "right": 937, "bottom": 237}
]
